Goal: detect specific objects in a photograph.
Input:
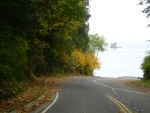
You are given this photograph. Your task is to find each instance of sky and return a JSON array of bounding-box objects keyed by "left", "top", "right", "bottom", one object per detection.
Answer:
[{"left": 89, "top": 0, "right": 150, "bottom": 43}]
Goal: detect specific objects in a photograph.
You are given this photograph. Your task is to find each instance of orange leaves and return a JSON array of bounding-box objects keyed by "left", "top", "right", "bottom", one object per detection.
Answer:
[
  {"left": 57, "top": 48, "right": 100, "bottom": 75},
  {"left": 0, "top": 77, "right": 45, "bottom": 112},
  {"left": 0, "top": 76, "right": 72, "bottom": 112},
  {"left": 85, "top": 53, "right": 100, "bottom": 71},
  {"left": 71, "top": 48, "right": 100, "bottom": 75},
  {"left": 71, "top": 49, "right": 86, "bottom": 70}
]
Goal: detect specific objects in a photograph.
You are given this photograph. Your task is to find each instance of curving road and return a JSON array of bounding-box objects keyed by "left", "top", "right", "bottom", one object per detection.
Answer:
[{"left": 43, "top": 77, "right": 150, "bottom": 113}]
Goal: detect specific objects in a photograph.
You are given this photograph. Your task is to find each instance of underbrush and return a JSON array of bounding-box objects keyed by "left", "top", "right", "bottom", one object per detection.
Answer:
[
  {"left": 0, "top": 74, "right": 73, "bottom": 112},
  {"left": 0, "top": 76, "right": 45, "bottom": 112},
  {"left": 0, "top": 79, "right": 28, "bottom": 100},
  {"left": 138, "top": 79, "right": 150, "bottom": 86}
]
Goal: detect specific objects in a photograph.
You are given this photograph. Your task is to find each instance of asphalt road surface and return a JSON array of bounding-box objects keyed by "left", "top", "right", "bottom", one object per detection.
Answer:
[{"left": 43, "top": 77, "right": 150, "bottom": 113}]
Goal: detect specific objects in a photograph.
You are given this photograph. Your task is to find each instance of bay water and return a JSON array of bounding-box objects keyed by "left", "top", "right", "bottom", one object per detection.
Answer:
[{"left": 94, "top": 41, "right": 150, "bottom": 78}]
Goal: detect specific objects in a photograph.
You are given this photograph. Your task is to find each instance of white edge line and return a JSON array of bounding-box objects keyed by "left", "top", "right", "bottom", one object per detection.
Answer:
[
  {"left": 114, "top": 88, "right": 149, "bottom": 96},
  {"left": 41, "top": 92, "right": 59, "bottom": 113},
  {"left": 93, "top": 80, "right": 112, "bottom": 89},
  {"left": 93, "top": 79, "right": 149, "bottom": 96},
  {"left": 112, "top": 88, "right": 118, "bottom": 95}
]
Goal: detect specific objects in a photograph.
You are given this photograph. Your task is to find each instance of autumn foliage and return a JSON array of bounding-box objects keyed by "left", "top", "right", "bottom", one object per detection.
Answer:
[
  {"left": 0, "top": 0, "right": 105, "bottom": 101},
  {"left": 71, "top": 49, "right": 100, "bottom": 75}
]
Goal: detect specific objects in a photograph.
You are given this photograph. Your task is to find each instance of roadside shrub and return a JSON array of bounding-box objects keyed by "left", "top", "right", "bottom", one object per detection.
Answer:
[
  {"left": 141, "top": 51, "right": 150, "bottom": 80},
  {"left": 71, "top": 49, "right": 86, "bottom": 73},
  {"left": 0, "top": 79, "right": 28, "bottom": 99},
  {"left": 70, "top": 48, "right": 100, "bottom": 75},
  {"left": 84, "top": 52, "right": 100, "bottom": 75}
]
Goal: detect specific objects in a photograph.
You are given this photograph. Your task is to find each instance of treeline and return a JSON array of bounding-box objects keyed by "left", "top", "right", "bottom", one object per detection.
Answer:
[
  {"left": 139, "top": 0, "right": 150, "bottom": 80},
  {"left": 0, "top": 0, "right": 103, "bottom": 98}
]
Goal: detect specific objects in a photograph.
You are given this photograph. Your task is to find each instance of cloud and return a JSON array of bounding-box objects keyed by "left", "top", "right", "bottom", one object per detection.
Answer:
[{"left": 89, "top": 0, "right": 150, "bottom": 42}]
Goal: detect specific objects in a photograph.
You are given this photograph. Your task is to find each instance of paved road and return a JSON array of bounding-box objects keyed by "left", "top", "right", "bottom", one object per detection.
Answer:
[{"left": 43, "top": 77, "right": 150, "bottom": 113}]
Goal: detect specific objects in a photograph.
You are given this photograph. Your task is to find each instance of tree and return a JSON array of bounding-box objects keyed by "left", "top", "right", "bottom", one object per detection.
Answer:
[
  {"left": 139, "top": 0, "right": 150, "bottom": 79},
  {"left": 88, "top": 34, "right": 108, "bottom": 58},
  {"left": 139, "top": 0, "right": 150, "bottom": 26},
  {"left": 0, "top": 0, "right": 92, "bottom": 99},
  {"left": 70, "top": 48, "right": 100, "bottom": 75},
  {"left": 141, "top": 51, "right": 150, "bottom": 79},
  {"left": 37, "top": 0, "right": 91, "bottom": 73}
]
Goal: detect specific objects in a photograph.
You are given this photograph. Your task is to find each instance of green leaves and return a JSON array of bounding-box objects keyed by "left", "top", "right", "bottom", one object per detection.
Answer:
[
  {"left": 88, "top": 34, "right": 108, "bottom": 58},
  {"left": 0, "top": 32, "right": 28, "bottom": 80},
  {"left": 0, "top": 0, "right": 91, "bottom": 99},
  {"left": 141, "top": 51, "right": 150, "bottom": 79}
]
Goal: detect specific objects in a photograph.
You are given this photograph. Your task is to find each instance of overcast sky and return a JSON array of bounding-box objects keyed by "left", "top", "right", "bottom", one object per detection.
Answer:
[{"left": 89, "top": 0, "right": 150, "bottom": 43}]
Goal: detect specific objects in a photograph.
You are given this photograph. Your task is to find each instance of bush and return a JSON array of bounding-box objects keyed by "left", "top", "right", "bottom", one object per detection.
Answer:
[
  {"left": 70, "top": 48, "right": 100, "bottom": 75},
  {"left": 141, "top": 51, "right": 150, "bottom": 79},
  {"left": 84, "top": 52, "right": 100, "bottom": 75}
]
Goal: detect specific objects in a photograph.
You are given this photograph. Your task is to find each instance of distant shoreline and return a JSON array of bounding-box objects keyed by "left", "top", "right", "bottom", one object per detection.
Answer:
[{"left": 110, "top": 47, "right": 122, "bottom": 48}]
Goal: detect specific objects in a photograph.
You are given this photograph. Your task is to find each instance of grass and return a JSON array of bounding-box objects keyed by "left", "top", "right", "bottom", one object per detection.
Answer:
[{"left": 138, "top": 79, "right": 150, "bottom": 86}]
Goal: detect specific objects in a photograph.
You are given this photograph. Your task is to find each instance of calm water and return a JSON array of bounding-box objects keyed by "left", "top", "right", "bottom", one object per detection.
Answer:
[{"left": 94, "top": 41, "right": 150, "bottom": 78}]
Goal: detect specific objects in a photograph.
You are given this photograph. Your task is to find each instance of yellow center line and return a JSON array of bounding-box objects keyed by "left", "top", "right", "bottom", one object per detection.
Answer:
[
  {"left": 105, "top": 94, "right": 132, "bottom": 113},
  {"left": 107, "top": 95, "right": 132, "bottom": 113},
  {"left": 106, "top": 96, "right": 127, "bottom": 113}
]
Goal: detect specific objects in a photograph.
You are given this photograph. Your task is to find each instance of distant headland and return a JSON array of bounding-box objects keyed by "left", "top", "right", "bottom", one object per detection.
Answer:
[{"left": 110, "top": 42, "right": 122, "bottom": 48}]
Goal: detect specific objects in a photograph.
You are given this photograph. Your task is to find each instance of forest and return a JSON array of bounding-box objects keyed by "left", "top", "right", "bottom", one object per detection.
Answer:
[{"left": 0, "top": 0, "right": 109, "bottom": 99}]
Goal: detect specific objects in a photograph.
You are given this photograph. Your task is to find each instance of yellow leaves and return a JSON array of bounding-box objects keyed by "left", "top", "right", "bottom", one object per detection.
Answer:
[
  {"left": 71, "top": 48, "right": 100, "bottom": 74},
  {"left": 85, "top": 53, "right": 100, "bottom": 70},
  {"left": 60, "top": 52, "right": 69, "bottom": 63},
  {"left": 39, "top": 18, "right": 49, "bottom": 30},
  {"left": 78, "top": 1, "right": 83, "bottom": 6},
  {"left": 72, "top": 49, "right": 85, "bottom": 69},
  {"left": 34, "top": 38, "right": 49, "bottom": 49},
  {"left": 53, "top": 22, "right": 65, "bottom": 27}
]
